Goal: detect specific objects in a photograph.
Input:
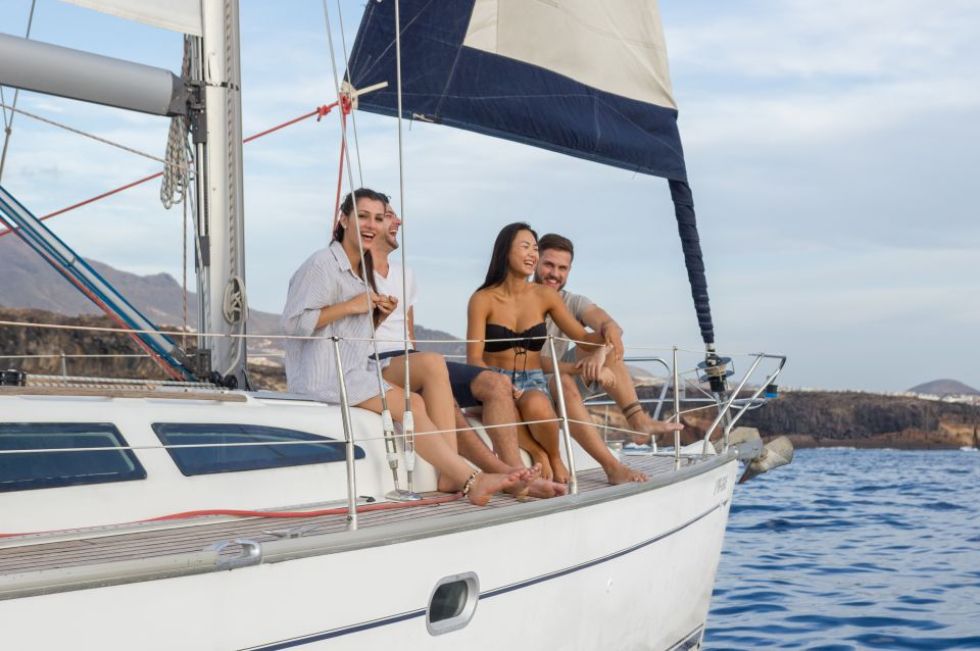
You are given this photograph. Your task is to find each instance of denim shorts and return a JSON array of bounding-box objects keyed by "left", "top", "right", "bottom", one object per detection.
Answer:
[{"left": 489, "top": 367, "right": 551, "bottom": 399}]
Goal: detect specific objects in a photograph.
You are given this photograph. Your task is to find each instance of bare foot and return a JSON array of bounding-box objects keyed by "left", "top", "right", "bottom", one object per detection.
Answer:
[
  {"left": 526, "top": 478, "right": 569, "bottom": 498},
  {"left": 550, "top": 455, "right": 570, "bottom": 485},
  {"left": 503, "top": 463, "right": 543, "bottom": 499},
  {"left": 630, "top": 418, "right": 684, "bottom": 445},
  {"left": 605, "top": 462, "right": 648, "bottom": 485},
  {"left": 468, "top": 470, "right": 524, "bottom": 506},
  {"left": 531, "top": 452, "right": 554, "bottom": 481}
]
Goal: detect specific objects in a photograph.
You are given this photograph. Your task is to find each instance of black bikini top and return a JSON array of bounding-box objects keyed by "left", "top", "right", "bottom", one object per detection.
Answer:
[{"left": 484, "top": 322, "right": 547, "bottom": 353}]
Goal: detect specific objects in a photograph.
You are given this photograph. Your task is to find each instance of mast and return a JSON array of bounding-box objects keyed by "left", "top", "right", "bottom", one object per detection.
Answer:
[{"left": 188, "top": 0, "right": 249, "bottom": 387}]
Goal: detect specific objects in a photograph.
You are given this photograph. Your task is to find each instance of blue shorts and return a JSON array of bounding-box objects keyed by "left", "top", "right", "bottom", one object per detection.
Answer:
[{"left": 490, "top": 367, "right": 551, "bottom": 399}]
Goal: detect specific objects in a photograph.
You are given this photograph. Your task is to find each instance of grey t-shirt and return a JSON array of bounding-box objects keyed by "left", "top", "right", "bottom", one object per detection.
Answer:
[{"left": 544, "top": 289, "right": 594, "bottom": 359}]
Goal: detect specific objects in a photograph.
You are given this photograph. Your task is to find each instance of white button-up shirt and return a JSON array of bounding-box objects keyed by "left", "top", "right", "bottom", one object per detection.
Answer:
[{"left": 280, "top": 240, "right": 389, "bottom": 405}]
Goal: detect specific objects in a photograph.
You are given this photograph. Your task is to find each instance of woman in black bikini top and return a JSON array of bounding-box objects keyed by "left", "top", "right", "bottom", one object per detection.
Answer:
[{"left": 466, "top": 223, "right": 608, "bottom": 484}]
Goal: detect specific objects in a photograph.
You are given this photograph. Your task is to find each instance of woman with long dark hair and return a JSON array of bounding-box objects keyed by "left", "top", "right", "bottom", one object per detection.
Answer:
[
  {"left": 467, "top": 223, "right": 647, "bottom": 484},
  {"left": 282, "top": 190, "right": 532, "bottom": 504}
]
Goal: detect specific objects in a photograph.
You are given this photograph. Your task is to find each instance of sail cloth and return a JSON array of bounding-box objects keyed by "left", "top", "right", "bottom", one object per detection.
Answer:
[
  {"left": 59, "top": 0, "right": 202, "bottom": 36},
  {"left": 348, "top": 0, "right": 716, "bottom": 347},
  {"left": 348, "top": 0, "right": 686, "bottom": 180}
]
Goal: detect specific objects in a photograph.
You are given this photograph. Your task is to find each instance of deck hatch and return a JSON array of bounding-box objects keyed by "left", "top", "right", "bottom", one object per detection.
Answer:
[
  {"left": 0, "top": 422, "right": 146, "bottom": 492},
  {"left": 152, "top": 423, "right": 364, "bottom": 477}
]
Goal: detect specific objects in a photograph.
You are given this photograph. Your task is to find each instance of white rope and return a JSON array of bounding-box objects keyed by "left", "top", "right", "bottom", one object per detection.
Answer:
[{"left": 161, "top": 38, "right": 192, "bottom": 211}]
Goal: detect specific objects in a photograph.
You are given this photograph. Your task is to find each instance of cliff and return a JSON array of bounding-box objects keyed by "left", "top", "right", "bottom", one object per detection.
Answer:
[{"left": 629, "top": 386, "right": 979, "bottom": 450}]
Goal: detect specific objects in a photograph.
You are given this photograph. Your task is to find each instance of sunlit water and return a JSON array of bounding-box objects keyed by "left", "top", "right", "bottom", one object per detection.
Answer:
[{"left": 704, "top": 448, "right": 980, "bottom": 650}]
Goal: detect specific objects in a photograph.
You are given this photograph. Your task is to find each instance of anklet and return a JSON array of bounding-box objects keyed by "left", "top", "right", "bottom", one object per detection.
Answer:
[{"left": 461, "top": 471, "right": 481, "bottom": 496}]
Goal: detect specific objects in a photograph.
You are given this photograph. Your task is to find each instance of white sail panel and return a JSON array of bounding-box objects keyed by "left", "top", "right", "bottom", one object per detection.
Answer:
[
  {"left": 463, "top": 0, "right": 676, "bottom": 110},
  {"left": 60, "top": 0, "right": 202, "bottom": 36}
]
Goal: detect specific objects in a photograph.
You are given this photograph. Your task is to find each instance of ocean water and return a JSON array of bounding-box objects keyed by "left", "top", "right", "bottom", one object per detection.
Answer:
[{"left": 704, "top": 448, "right": 980, "bottom": 650}]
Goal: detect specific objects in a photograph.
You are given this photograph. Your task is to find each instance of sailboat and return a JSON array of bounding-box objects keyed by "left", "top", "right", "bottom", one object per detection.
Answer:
[{"left": 0, "top": 1, "right": 788, "bottom": 648}]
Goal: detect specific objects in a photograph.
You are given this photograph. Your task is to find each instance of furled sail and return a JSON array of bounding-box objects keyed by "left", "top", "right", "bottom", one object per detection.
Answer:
[{"left": 349, "top": 0, "right": 717, "bottom": 347}]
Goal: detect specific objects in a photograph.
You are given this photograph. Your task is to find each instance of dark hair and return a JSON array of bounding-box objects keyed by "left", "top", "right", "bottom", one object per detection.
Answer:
[
  {"left": 477, "top": 222, "right": 538, "bottom": 291},
  {"left": 538, "top": 233, "right": 574, "bottom": 260},
  {"left": 333, "top": 187, "right": 388, "bottom": 294},
  {"left": 333, "top": 187, "right": 390, "bottom": 242}
]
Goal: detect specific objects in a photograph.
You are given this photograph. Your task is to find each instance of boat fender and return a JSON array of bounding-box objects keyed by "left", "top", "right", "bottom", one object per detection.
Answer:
[{"left": 738, "top": 436, "right": 794, "bottom": 484}]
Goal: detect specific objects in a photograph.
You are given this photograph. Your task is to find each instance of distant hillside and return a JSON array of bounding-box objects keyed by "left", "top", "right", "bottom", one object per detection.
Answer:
[
  {"left": 0, "top": 238, "right": 463, "bottom": 352},
  {"left": 908, "top": 379, "right": 979, "bottom": 396},
  {"left": 0, "top": 237, "right": 280, "bottom": 334},
  {"left": 672, "top": 389, "right": 980, "bottom": 450}
]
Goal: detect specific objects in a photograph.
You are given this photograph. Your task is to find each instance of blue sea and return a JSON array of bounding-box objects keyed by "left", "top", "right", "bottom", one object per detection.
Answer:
[{"left": 704, "top": 448, "right": 980, "bottom": 650}]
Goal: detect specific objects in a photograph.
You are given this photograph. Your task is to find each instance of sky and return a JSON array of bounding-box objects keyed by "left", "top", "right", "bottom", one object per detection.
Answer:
[{"left": 0, "top": 1, "right": 978, "bottom": 393}]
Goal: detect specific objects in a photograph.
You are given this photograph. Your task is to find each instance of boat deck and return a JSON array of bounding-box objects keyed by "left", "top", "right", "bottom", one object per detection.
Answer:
[{"left": 0, "top": 454, "right": 699, "bottom": 581}]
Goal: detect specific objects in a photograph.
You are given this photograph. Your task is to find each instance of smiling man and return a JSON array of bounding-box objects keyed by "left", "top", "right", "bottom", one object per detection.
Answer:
[{"left": 535, "top": 233, "right": 682, "bottom": 444}]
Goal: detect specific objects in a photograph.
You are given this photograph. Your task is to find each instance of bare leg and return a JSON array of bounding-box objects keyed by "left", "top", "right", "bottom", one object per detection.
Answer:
[
  {"left": 578, "top": 350, "right": 684, "bottom": 445},
  {"left": 358, "top": 387, "right": 524, "bottom": 505},
  {"left": 551, "top": 374, "right": 647, "bottom": 484},
  {"left": 468, "top": 370, "right": 525, "bottom": 468},
  {"left": 517, "top": 421, "right": 553, "bottom": 481},
  {"left": 382, "top": 353, "right": 456, "bottom": 449},
  {"left": 455, "top": 410, "right": 567, "bottom": 498},
  {"left": 518, "top": 390, "right": 570, "bottom": 484}
]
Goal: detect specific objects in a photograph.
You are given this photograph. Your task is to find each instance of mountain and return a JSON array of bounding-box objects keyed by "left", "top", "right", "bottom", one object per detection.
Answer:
[
  {"left": 908, "top": 379, "right": 979, "bottom": 396},
  {"left": 0, "top": 237, "right": 464, "bottom": 353},
  {"left": 0, "top": 236, "right": 280, "bottom": 334}
]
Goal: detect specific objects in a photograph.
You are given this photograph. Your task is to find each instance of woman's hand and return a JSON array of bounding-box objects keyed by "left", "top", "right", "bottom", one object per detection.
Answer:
[
  {"left": 597, "top": 366, "right": 616, "bottom": 389},
  {"left": 601, "top": 324, "right": 625, "bottom": 361},
  {"left": 374, "top": 294, "right": 398, "bottom": 323},
  {"left": 575, "top": 346, "right": 609, "bottom": 384},
  {"left": 344, "top": 291, "right": 376, "bottom": 316}
]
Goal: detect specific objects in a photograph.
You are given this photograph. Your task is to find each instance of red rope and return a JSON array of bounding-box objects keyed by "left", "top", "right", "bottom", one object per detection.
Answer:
[
  {"left": 0, "top": 102, "right": 340, "bottom": 240},
  {"left": 0, "top": 492, "right": 463, "bottom": 539},
  {"left": 333, "top": 119, "right": 347, "bottom": 228}
]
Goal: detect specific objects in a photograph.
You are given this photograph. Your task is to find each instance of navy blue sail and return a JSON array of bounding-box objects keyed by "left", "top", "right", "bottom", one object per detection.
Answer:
[{"left": 348, "top": 0, "right": 716, "bottom": 347}]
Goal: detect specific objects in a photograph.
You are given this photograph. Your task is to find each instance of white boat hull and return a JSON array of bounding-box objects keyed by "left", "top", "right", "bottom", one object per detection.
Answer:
[{"left": 3, "top": 453, "right": 735, "bottom": 650}]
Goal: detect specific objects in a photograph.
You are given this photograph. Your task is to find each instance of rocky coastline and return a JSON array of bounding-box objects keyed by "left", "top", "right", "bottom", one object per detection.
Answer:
[{"left": 2, "top": 308, "right": 977, "bottom": 450}]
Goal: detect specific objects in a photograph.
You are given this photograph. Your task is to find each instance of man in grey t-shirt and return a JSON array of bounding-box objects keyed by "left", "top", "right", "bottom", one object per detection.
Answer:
[{"left": 536, "top": 233, "right": 683, "bottom": 444}]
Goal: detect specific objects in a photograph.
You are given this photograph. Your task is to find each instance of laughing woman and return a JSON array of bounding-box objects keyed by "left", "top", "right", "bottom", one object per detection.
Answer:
[
  {"left": 467, "top": 222, "right": 646, "bottom": 485},
  {"left": 281, "top": 189, "right": 531, "bottom": 505}
]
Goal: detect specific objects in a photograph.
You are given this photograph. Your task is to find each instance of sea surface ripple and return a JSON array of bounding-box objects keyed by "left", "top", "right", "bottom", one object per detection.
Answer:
[{"left": 704, "top": 448, "right": 980, "bottom": 650}]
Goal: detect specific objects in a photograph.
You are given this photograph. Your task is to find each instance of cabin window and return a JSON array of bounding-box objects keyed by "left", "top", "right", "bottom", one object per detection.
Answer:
[
  {"left": 152, "top": 423, "right": 364, "bottom": 477},
  {"left": 0, "top": 423, "right": 146, "bottom": 492}
]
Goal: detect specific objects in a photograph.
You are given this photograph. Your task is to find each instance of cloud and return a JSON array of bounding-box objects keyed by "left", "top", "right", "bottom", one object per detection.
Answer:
[{"left": 2, "top": 1, "right": 978, "bottom": 392}]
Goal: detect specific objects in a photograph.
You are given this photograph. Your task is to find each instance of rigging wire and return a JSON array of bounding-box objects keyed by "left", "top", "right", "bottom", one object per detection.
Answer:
[
  {"left": 0, "top": 103, "right": 188, "bottom": 171},
  {"left": 332, "top": 0, "right": 417, "bottom": 479},
  {"left": 333, "top": 0, "right": 366, "bottom": 186},
  {"left": 392, "top": 0, "right": 415, "bottom": 448},
  {"left": 322, "top": 0, "right": 408, "bottom": 494},
  {"left": 0, "top": 0, "right": 38, "bottom": 183},
  {"left": 0, "top": 103, "right": 339, "bottom": 240}
]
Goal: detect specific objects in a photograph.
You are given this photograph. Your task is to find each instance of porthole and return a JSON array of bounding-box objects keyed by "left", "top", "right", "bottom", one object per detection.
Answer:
[{"left": 426, "top": 572, "right": 479, "bottom": 636}]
